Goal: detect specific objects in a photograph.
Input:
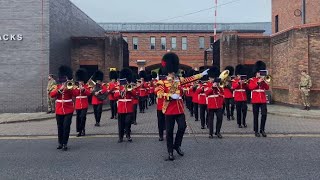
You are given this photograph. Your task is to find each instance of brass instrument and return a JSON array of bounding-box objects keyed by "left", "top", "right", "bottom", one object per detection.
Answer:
[
  {"left": 66, "top": 80, "right": 75, "bottom": 90},
  {"left": 218, "top": 70, "right": 230, "bottom": 88},
  {"left": 125, "top": 83, "right": 136, "bottom": 92},
  {"left": 263, "top": 75, "right": 272, "bottom": 83},
  {"left": 87, "top": 78, "right": 96, "bottom": 88}
]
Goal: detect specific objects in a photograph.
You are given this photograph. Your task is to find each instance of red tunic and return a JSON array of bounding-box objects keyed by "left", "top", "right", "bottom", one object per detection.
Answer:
[
  {"left": 91, "top": 83, "right": 107, "bottom": 105},
  {"left": 205, "top": 82, "right": 224, "bottom": 109},
  {"left": 157, "top": 74, "right": 203, "bottom": 115},
  {"left": 106, "top": 81, "right": 119, "bottom": 101},
  {"left": 50, "top": 84, "right": 77, "bottom": 115},
  {"left": 223, "top": 87, "right": 233, "bottom": 99},
  {"left": 155, "top": 82, "right": 165, "bottom": 111},
  {"left": 74, "top": 84, "right": 91, "bottom": 110},
  {"left": 248, "top": 77, "right": 270, "bottom": 104},
  {"left": 192, "top": 83, "right": 201, "bottom": 103},
  {"left": 196, "top": 84, "right": 207, "bottom": 105},
  {"left": 114, "top": 86, "right": 136, "bottom": 114},
  {"left": 138, "top": 82, "right": 149, "bottom": 97},
  {"left": 232, "top": 79, "right": 248, "bottom": 102}
]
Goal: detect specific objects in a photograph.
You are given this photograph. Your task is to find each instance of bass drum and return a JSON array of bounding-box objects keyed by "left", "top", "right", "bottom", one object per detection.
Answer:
[{"left": 92, "top": 84, "right": 107, "bottom": 101}]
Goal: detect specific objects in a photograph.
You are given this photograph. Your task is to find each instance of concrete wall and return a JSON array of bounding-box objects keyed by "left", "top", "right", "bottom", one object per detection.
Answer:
[
  {"left": 0, "top": 0, "right": 50, "bottom": 113},
  {"left": 49, "top": 0, "right": 105, "bottom": 74},
  {"left": 0, "top": 0, "right": 106, "bottom": 112}
]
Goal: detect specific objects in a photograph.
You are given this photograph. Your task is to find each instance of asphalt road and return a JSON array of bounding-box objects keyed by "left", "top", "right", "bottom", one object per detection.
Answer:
[{"left": 1, "top": 137, "right": 320, "bottom": 180}]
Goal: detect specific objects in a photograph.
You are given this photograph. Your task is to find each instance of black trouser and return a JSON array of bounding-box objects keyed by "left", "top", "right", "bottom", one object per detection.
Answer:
[
  {"left": 133, "top": 104, "right": 138, "bottom": 123},
  {"left": 252, "top": 103, "right": 267, "bottom": 133},
  {"left": 193, "top": 103, "right": 199, "bottom": 120},
  {"left": 157, "top": 110, "right": 166, "bottom": 138},
  {"left": 139, "top": 96, "right": 147, "bottom": 112},
  {"left": 149, "top": 94, "right": 155, "bottom": 105},
  {"left": 76, "top": 108, "right": 87, "bottom": 132},
  {"left": 118, "top": 113, "right": 133, "bottom": 140},
  {"left": 165, "top": 114, "right": 187, "bottom": 153},
  {"left": 186, "top": 96, "right": 192, "bottom": 111},
  {"left": 199, "top": 104, "right": 208, "bottom": 127},
  {"left": 224, "top": 98, "right": 235, "bottom": 119},
  {"left": 235, "top": 101, "right": 248, "bottom": 126},
  {"left": 145, "top": 96, "right": 149, "bottom": 109},
  {"left": 93, "top": 104, "right": 103, "bottom": 123},
  {"left": 190, "top": 101, "right": 194, "bottom": 116},
  {"left": 110, "top": 100, "right": 117, "bottom": 118},
  {"left": 56, "top": 113, "right": 73, "bottom": 145},
  {"left": 207, "top": 109, "right": 223, "bottom": 135}
]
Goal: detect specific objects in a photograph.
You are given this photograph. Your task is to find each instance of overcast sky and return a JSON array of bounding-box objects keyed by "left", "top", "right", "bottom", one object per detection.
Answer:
[{"left": 70, "top": 0, "right": 271, "bottom": 23}]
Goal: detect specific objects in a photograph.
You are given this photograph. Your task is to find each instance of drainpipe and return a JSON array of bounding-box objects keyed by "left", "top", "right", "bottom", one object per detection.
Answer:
[{"left": 302, "top": 0, "right": 306, "bottom": 24}]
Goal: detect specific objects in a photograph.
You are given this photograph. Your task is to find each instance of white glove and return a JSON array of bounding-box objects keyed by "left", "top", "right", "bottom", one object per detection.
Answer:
[
  {"left": 201, "top": 69, "right": 209, "bottom": 76},
  {"left": 170, "top": 94, "right": 180, "bottom": 100}
]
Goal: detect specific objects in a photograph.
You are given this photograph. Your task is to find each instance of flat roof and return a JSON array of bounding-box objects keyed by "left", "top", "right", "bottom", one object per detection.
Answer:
[{"left": 99, "top": 22, "right": 272, "bottom": 35}]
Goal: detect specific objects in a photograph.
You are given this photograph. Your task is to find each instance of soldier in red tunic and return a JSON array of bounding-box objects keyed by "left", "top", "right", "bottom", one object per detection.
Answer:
[
  {"left": 106, "top": 70, "right": 119, "bottom": 119},
  {"left": 149, "top": 71, "right": 158, "bottom": 105},
  {"left": 157, "top": 52, "right": 208, "bottom": 161},
  {"left": 192, "top": 79, "right": 200, "bottom": 121},
  {"left": 205, "top": 66, "right": 224, "bottom": 139},
  {"left": 131, "top": 73, "right": 139, "bottom": 125},
  {"left": 50, "top": 66, "right": 77, "bottom": 151},
  {"left": 197, "top": 77, "right": 209, "bottom": 129},
  {"left": 232, "top": 64, "right": 248, "bottom": 128},
  {"left": 223, "top": 66, "right": 235, "bottom": 121},
  {"left": 248, "top": 61, "right": 270, "bottom": 137},
  {"left": 74, "top": 69, "right": 91, "bottom": 137},
  {"left": 186, "top": 69, "right": 196, "bottom": 116},
  {"left": 114, "top": 68, "right": 137, "bottom": 143},
  {"left": 91, "top": 70, "right": 107, "bottom": 127},
  {"left": 137, "top": 71, "right": 149, "bottom": 113}
]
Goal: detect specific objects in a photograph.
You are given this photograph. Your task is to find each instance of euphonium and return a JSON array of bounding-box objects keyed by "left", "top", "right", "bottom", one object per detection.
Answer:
[
  {"left": 218, "top": 70, "right": 230, "bottom": 88},
  {"left": 66, "top": 80, "right": 75, "bottom": 90}
]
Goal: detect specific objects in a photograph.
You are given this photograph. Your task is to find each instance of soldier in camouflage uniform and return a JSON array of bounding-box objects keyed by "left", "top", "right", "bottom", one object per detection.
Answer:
[
  {"left": 47, "top": 74, "right": 57, "bottom": 113},
  {"left": 299, "top": 70, "right": 312, "bottom": 111}
]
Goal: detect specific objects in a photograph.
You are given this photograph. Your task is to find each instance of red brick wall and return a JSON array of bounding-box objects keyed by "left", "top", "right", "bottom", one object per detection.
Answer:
[
  {"left": 122, "top": 32, "right": 263, "bottom": 70},
  {"left": 272, "top": 0, "right": 320, "bottom": 34}
]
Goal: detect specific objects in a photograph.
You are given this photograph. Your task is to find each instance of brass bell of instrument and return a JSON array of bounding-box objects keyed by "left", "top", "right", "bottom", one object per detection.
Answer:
[
  {"left": 264, "top": 75, "right": 272, "bottom": 83},
  {"left": 66, "top": 80, "right": 75, "bottom": 90},
  {"left": 125, "top": 84, "right": 133, "bottom": 92}
]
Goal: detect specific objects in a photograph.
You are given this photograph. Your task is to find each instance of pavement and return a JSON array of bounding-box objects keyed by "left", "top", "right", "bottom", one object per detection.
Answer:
[
  {"left": 1, "top": 137, "right": 320, "bottom": 180},
  {"left": 0, "top": 105, "right": 110, "bottom": 124},
  {"left": 0, "top": 104, "right": 320, "bottom": 136},
  {"left": 0, "top": 104, "right": 319, "bottom": 125}
]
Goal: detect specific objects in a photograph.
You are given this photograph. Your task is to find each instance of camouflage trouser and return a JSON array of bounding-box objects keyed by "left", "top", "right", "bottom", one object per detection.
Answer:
[
  {"left": 47, "top": 95, "right": 56, "bottom": 112},
  {"left": 300, "top": 88, "right": 310, "bottom": 107}
]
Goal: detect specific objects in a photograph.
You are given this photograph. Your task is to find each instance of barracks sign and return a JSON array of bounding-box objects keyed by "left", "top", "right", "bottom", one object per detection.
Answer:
[{"left": 0, "top": 34, "right": 23, "bottom": 41}]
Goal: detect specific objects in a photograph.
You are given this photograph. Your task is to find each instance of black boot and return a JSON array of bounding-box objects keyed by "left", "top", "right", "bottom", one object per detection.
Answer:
[
  {"left": 57, "top": 144, "right": 63, "bottom": 149},
  {"left": 255, "top": 132, "right": 260, "bottom": 137},
  {"left": 216, "top": 133, "right": 223, "bottom": 139},
  {"left": 243, "top": 124, "right": 247, "bottom": 128},
  {"left": 81, "top": 130, "right": 85, "bottom": 136},
  {"left": 76, "top": 132, "right": 82, "bottom": 137},
  {"left": 168, "top": 153, "right": 175, "bottom": 161},
  {"left": 174, "top": 146, "right": 184, "bottom": 156},
  {"left": 238, "top": 125, "right": 243, "bottom": 128},
  {"left": 118, "top": 139, "right": 123, "bottom": 143},
  {"left": 159, "top": 137, "right": 164, "bottom": 141},
  {"left": 126, "top": 134, "right": 132, "bottom": 142},
  {"left": 231, "top": 116, "right": 235, "bottom": 120},
  {"left": 209, "top": 134, "right": 214, "bottom": 139},
  {"left": 62, "top": 144, "right": 68, "bottom": 151},
  {"left": 260, "top": 130, "right": 267, "bottom": 137}
]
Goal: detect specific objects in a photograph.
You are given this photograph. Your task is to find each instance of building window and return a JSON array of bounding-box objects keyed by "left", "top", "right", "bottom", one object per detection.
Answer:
[
  {"left": 150, "top": 37, "right": 156, "bottom": 50},
  {"left": 210, "top": 36, "right": 214, "bottom": 48},
  {"left": 123, "top": 37, "right": 128, "bottom": 42},
  {"left": 171, "top": 37, "right": 177, "bottom": 50},
  {"left": 182, "top": 37, "right": 187, "bottom": 50},
  {"left": 199, "top": 37, "right": 205, "bottom": 49},
  {"left": 133, "top": 37, "right": 138, "bottom": 50},
  {"left": 161, "top": 37, "right": 166, "bottom": 50},
  {"left": 275, "top": 15, "right": 279, "bottom": 33}
]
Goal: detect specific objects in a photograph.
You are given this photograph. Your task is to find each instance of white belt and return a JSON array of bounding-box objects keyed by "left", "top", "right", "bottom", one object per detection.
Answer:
[
  {"left": 208, "top": 95, "right": 219, "bottom": 98},
  {"left": 199, "top": 93, "right": 206, "bottom": 96},
  {"left": 118, "top": 99, "right": 132, "bottom": 102},
  {"left": 56, "top": 99, "right": 72, "bottom": 103},
  {"left": 114, "top": 90, "right": 119, "bottom": 93},
  {"left": 235, "top": 89, "right": 246, "bottom": 92},
  {"left": 253, "top": 89, "right": 265, "bottom": 92},
  {"left": 76, "top": 96, "right": 87, "bottom": 99}
]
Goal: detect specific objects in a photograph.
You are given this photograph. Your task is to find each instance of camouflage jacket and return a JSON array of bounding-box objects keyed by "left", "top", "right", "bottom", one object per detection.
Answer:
[
  {"left": 47, "top": 79, "right": 57, "bottom": 93},
  {"left": 299, "top": 75, "right": 312, "bottom": 89}
]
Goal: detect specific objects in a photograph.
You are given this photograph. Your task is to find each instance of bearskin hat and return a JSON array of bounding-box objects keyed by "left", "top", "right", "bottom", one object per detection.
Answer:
[
  {"left": 225, "top": 66, "right": 234, "bottom": 76},
  {"left": 92, "top": 70, "right": 104, "bottom": 81},
  {"left": 120, "top": 68, "right": 133, "bottom": 83},
  {"left": 158, "top": 68, "right": 167, "bottom": 76},
  {"left": 235, "top": 64, "right": 245, "bottom": 76},
  {"left": 109, "top": 70, "right": 118, "bottom": 80},
  {"left": 152, "top": 71, "right": 157, "bottom": 79},
  {"left": 75, "top": 68, "right": 88, "bottom": 82},
  {"left": 161, "top": 52, "right": 180, "bottom": 74},
  {"left": 132, "top": 73, "right": 138, "bottom": 83},
  {"left": 208, "top": 66, "right": 220, "bottom": 78},
  {"left": 146, "top": 74, "right": 152, "bottom": 82},
  {"left": 253, "top": 61, "right": 266, "bottom": 74},
  {"left": 58, "top": 65, "right": 73, "bottom": 80},
  {"left": 187, "top": 69, "right": 196, "bottom": 77},
  {"left": 139, "top": 70, "right": 147, "bottom": 79},
  {"left": 181, "top": 71, "right": 186, "bottom": 78}
]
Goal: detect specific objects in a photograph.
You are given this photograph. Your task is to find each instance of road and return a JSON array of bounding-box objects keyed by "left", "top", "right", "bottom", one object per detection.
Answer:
[{"left": 0, "top": 137, "right": 320, "bottom": 180}]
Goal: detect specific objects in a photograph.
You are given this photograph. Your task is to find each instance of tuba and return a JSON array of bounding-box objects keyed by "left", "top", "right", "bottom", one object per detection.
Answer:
[{"left": 218, "top": 70, "right": 230, "bottom": 88}]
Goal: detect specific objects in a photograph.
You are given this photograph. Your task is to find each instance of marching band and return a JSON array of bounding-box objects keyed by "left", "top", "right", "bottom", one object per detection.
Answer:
[{"left": 49, "top": 52, "right": 271, "bottom": 161}]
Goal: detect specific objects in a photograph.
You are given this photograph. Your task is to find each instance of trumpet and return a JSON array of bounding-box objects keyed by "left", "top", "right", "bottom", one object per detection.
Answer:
[{"left": 263, "top": 75, "right": 272, "bottom": 83}]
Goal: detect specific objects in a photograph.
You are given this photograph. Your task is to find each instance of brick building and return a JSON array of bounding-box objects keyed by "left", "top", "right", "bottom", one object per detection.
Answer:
[
  {"left": 100, "top": 22, "right": 271, "bottom": 73},
  {"left": 220, "top": 0, "right": 320, "bottom": 107}
]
